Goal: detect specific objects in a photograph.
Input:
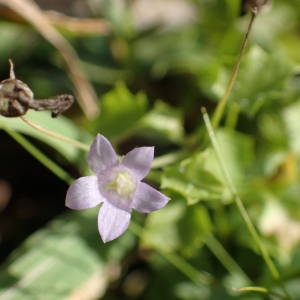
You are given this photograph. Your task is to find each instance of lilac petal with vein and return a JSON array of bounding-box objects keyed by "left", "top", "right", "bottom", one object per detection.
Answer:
[
  {"left": 88, "top": 134, "right": 118, "bottom": 173},
  {"left": 66, "top": 176, "right": 103, "bottom": 210},
  {"left": 132, "top": 182, "right": 170, "bottom": 213},
  {"left": 122, "top": 147, "right": 154, "bottom": 180},
  {"left": 98, "top": 202, "right": 131, "bottom": 243}
]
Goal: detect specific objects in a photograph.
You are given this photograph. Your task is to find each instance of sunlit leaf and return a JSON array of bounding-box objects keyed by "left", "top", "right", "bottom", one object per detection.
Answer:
[
  {"left": 0, "top": 209, "right": 134, "bottom": 299},
  {"left": 138, "top": 101, "right": 184, "bottom": 144},
  {"left": 161, "top": 151, "right": 229, "bottom": 205},
  {"left": 213, "top": 45, "right": 292, "bottom": 116},
  {"left": 142, "top": 201, "right": 185, "bottom": 252},
  {"left": 0, "top": 111, "right": 92, "bottom": 164},
  {"left": 89, "top": 82, "right": 148, "bottom": 139}
]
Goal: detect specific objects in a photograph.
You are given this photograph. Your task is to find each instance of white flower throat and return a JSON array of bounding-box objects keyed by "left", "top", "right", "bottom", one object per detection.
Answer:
[{"left": 106, "top": 169, "right": 136, "bottom": 197}]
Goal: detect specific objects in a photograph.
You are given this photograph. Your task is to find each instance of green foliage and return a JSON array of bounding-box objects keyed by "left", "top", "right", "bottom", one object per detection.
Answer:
[
  {"left": 89, "top": 82, "right": 148, "bottom": 139},
  {"left": 282, "top": 101, "right": 300, "bottom": 155},
  {"left": 0, "top": 209, "right": 134, "bottom": 299},
  {"left": 142, "top": 201, "right": 184, "bottom": 252},
  {"left": 161, "top": 129, "right": 254, "bottom": 205},
  {"left": 1, "top": 0, "right": 300, "bottom": 299},
  {"left": 0, "top": 111, "right": 92, "bottom": 166},
  {"left": 162, "top": 151, "right": 229, "bottom": 205},
  {"left": 138, "top": 101, "right": 184, "bottom": 144},
  {"left": 216, "top": 46, "right": 292, "bottom": 116}
]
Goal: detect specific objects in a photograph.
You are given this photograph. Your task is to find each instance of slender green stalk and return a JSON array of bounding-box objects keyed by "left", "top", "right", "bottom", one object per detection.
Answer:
[
  {"left": 225, "top": 103, "right": 240, "bottom": 129},
  {"left": 162, "top": 251, "right": 212, "bottom": 285},
  {"left": 129, "top": 221, "right": 212, "bottom": 285},
  {"left": 3, "top": 127, "right": 74, "bottom": 184},
  {"left": 235, "top": 286, "right": 287, "bottom": 300},
  {"left": 235, "top": 286, "right": 268, "bottom": 294},
  {"left": 152, "top": 150, "right": 186, "bottom": 169},
  {"left": 20, "top": 116, "right": 89, "bottom": 152},
  {"left": 212, "top": 11, "right": 256, "bottom": 129},
  {"left": 201, "top": 108, "right": 291, "bottom": 299},
  {"left": 204, "top": 233, "right": 250, "bottom": 284}
]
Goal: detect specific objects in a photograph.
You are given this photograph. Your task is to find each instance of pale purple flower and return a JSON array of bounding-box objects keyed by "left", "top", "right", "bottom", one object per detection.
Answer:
[{"left": 66, "top": 134, "right": 170, "bottom": 243}]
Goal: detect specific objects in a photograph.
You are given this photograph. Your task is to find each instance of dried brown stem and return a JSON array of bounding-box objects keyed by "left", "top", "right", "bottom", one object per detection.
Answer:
[
  {"left": 0, "top": 5, "right": 110, "bottom": 36},
  {"left": 0, "top": 0, "right": 100, "bottom": 119}
]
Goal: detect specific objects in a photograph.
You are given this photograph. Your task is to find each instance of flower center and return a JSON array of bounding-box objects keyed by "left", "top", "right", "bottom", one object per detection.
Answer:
[{"left": 106, "top": 169, "right": 136, "bottom": 197}]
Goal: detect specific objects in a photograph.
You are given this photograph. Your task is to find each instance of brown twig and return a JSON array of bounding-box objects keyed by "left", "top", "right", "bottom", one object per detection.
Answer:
[
  {"left": 20, "top": 116, "right": 89, "bottom": 151},
  {"left": 0, "top": 5, "right": 110, "bottom": 36},
  {"left": 211, "top": 10, "right": 257, "bottom": 128},
  {"left": 0, "top": 0, "right": 100, "bottom": 119}
]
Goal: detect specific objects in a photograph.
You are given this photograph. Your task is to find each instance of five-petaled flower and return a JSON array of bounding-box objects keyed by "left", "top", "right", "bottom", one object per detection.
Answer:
[{"left": 66, "top": 134, "right": 170, "bottom": 243}]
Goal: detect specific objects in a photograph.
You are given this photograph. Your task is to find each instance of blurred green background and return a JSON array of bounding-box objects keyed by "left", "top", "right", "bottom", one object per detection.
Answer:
[{"left": 1, "top": 0, "right": 300, "bottom": 299}]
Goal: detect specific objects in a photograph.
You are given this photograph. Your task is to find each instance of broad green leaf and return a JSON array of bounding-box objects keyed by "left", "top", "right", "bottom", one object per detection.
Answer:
[
  {"left": 142, "top": 201, "right": 185, "bottom": 252},
  {"left": 161, "top": 151, "right": 229, "bottom": 205},
  {"left": 213, "top": 45, "right": 292, "bottom": 116},
  {"left": 213, "top": 129, "right": 255, "bottom": 184},
  {"left": 138, "top": 101, "right": 184, "bottom": 144},
  {"left": 178, "top": 206, "right": 212, "bottom": 256},
  {"left": 89, "top": 82, "right": 148, "bottom": 139},
  {"left": 0, "top": 111, "right": 92, "bottom": 165},
  {"left": 202, "top": 129, "right": 255, "bottom": 186},
  {"left": 162, "top": 129, "right": 254, "bottom": 205},
  {"left": 258, "top": 113, "right": 288, "bottom": 148},
  {"left": 0, "top": 209, "right": 134, "bottom": 300}
]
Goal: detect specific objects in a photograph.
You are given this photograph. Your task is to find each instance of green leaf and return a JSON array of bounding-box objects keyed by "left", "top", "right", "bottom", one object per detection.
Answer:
[
  {"left": 0, "top": 111, "right": 92, "bottom": 165},
  {"left": 0, "top": 209, "right": 134, "bottom": 299},
  {"left": 162, "top": 129, "right": 254, "bottom": 205},
  {"left": 138, "top": 101, "right": 184, "bottom": 144},
  {"left": 90, "top": 82, "right": 148, "bottom": 139},
  {"left": 178, "top": 206, "right": 212, "bottom": 256},
  {"left": 214, "top": 45, "right": 292, "bottom": 116},
  {"left": 213, "top": 129, "right": 255, "bottom": 184},
  {"left": 142, "top": 201, "right": 185, "bottom": 252},
  {"left": 161, "top": 150, "right": 229, "bottom": 205},
  {"left": 258, "top": 113, "right": 288, "bottom": 148}
]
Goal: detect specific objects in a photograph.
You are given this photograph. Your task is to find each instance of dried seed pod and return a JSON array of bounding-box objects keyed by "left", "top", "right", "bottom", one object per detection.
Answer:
[
  {"left": 0, "top": 75, "right": 34, "bottom": 117},
  {"left": 0, "top": 60, "right": 74, "bottom": 118},
  {"left": 31, "top": 94, "right": 74, "bottom": 118},
  {"left": 243, "top": 0, "right": 271, "bottom": 14}
]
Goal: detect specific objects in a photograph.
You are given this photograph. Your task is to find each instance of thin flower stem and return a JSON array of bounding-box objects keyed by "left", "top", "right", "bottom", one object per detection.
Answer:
[
  {"left": 152, "top": 150, "right": 187, "bottom": 169},
  {"left": 204, "top": 233, "right": 251, "bottom": 284},
  {"left": 129, "top": 221, "right": 213, "bottom": 285},
  {"left": 201, "top": 108, "right": 291, "bottom": 299},
  {"left": 161, "top": 251, "right": 212, "bottom": 285},
  {"left": 225, "top": 103, "right": 240, "bottom": 129},
  {"left": 235, "top": 286, "right": 287, "bottom": 300},
  {"left": 212, "top": 11, "right": 256, "bottom": 129},
  {"left": 3, "top": 126, "right": 73, "bottom": 184},
  {"left": 234, "top": 286, "right": 268, "bottom": 294},
  {"left": 20, "top": 116, "right": 89, "bottom": 152}
]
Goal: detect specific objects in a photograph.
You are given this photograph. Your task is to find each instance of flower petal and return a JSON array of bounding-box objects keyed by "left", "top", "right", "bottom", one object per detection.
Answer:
[
  {"left": 88, "top": 134, "right": 118, "bottom": 173},
  {"left": 122, "top": 147, "right": 154, "bottom": 180},
  {"left": 132, "top": 182, "right": 170, "bottom": 213},
  {"left": 98, "top": 202, "right": 131, "bottom": 243},
  {"left": 65, "top": 176, "right": 104, "bottom": 210}
]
